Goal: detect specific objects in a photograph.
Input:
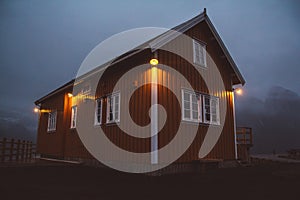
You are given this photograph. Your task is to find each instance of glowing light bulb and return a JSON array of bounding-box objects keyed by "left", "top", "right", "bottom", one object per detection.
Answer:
[
  {"left": 235, "top": 88, "right": 243, "bottom": 95},
  {"left": 150, "top": 58, "right": 159, "bottom": 66}
]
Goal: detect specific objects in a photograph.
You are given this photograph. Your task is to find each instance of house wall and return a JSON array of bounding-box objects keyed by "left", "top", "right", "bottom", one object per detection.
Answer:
[
  {"left": 183, "top": 21, "right": 236, "bottom": 161},
  {"left": 37, "top": 89, "right": 68, "bottom": 158},
  {"left": 37, "top": 85, "right": 93, "bottom": 159},
  {"left": 37, "top": 20, "right": 237, "bottom": 162}
]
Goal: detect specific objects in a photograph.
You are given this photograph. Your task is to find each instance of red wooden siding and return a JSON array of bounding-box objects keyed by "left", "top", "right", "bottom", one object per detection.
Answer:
[{"left": 36, "top": 19, "right": 238, "bottom": 162}]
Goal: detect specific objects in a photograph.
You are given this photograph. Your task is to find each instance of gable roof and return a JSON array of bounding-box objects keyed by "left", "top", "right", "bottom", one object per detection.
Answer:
[
  {"left": 35, "top": 8, "right": 245, "bottom": 104},
  {"left": 150, "top": 8, "right": 245, "bottom": 85}
]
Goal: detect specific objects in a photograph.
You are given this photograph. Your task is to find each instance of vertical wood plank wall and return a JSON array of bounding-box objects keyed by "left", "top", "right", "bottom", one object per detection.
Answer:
[{"left": 37, "top": 21, "right": 237, "bottom": 162}]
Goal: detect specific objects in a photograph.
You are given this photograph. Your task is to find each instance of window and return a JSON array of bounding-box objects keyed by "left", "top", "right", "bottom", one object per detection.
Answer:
[
  {"left": 106, "top": 93, "right": 120, "bottom": 123},
  {"left": 182, "top": 90, "right": 201, "bottom": 122},
  {"left": 47, "top": 110, "right": 57, "bottom": 132},
  {"left": 94, "top": 98, "right": 102, "bottom": 125},
  {"left": 203, "top": 95, "right": 220, "bottom": 125},
  {"left": 181, "top": 89, "right": 220, "bottom": 125},
  {"left": 193, "top": 39, "right": 207, "bottom": 67},
  {"left": 71, "top": 106, "right": 77, "bottom": 128}
]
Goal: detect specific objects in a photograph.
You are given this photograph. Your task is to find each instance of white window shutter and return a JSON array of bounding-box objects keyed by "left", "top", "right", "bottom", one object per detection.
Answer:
[
  {"left": 193, "top": 39, "right": 207, "bottom": 67},
  {"left": 193, "top": 39, "right": 200, "bottom": 65},
  {"left": 106, "top": 97, "right": 110, "bottom": 122},
  {"left": 198, "top": 95, "right": 202, "bottom": 122},
  {"left": 216, "top": 98, "right": 220, "bottom": 125}
]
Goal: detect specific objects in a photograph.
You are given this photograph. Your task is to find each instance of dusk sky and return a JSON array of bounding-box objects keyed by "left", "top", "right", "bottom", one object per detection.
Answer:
[{"left": 0, "top": 0, "right": 300, "bottom": 135}]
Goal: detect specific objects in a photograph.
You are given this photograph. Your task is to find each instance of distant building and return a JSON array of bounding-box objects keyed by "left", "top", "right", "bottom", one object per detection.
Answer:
[{"left": 35, "top": 9, "right": 251, "bottom": 166}]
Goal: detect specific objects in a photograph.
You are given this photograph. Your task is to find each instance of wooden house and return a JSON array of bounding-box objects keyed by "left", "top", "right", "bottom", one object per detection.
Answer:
[{"left": 35, "top": 9, "right": 251, "bottom": 168}]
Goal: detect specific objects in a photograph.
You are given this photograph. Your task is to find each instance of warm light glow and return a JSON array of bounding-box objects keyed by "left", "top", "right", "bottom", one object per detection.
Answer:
[
  {"left": 67, "top": 93, "right": 73, "bottom": 98},
  {"left": 150, "top": 58, "right": 159, "bottom": 66},
  {"left": 235, "top": 88, "right": 243, "bottom": 95},
  {"left": 151, "top": 66, "right": 158, "bottom": 83},
  {"left": 33, "top": 107, "right": 39, "bottom": 113},
  {"left": 40, "top": 109, "right": 51, "bottom": 113}
]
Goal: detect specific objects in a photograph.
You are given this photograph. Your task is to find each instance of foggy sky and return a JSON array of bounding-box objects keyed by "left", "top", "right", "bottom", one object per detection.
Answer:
[
  {"left": 1, "top": 0, "right": 300, "bottom": 134},
  {"left": 1, "top": 0, "right": 300, "bottom": 111}
]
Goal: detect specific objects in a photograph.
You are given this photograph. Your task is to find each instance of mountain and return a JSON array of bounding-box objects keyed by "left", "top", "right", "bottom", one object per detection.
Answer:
[
  {"left": 0, "top": 108, "right": 37, "bottom": 142},
  {"left": 236, "top": 86, "right": 300, "bottom": 154}
]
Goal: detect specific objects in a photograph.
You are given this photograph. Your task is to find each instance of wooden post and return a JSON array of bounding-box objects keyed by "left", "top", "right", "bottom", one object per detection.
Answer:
[
  {"left": 16, "top": 139, "right": 20, "bottom": 161},
  {"left": 249, "top": 128, "right": 253, "bottom": 145},
  {"left": 29, "top": 142, "right": 32, "bottom": 160},
  {"left": 1, "top": 138, "right": 6, "bottom": 162},
  {"left": 25, "top": 141, "right": 29, "bottom": 160},
  {"left": 21, "top": 140, "right": 25, "bottom": 160},
  {"left": 243, "top": 129, "right": 246, "bottom": 145},
  {"left": 9, "top": 138, "right": 14, "bottom": 161}
]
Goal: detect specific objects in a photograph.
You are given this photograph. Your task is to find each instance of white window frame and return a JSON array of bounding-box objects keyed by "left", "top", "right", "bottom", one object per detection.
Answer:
[
  {"left": 106, "top": 92, "right": 120, "bottom": 123},
  {"left": 203, "top": 95, "right": 220, "bottom": 125},
  {"left": 94, "top": 98, "right": 102, "bottom": 125},
  {"left": 193, "top": 39, "right": 207, "bottom": 68},
  {"left": 70, "top": 105, "right": 77, "bottom": 129},
  {"left": 181, "top": 89, "right": 202, "bottom": 123},
  {"left": 47, "top": 110, "right": 57, "bottom": 132}
]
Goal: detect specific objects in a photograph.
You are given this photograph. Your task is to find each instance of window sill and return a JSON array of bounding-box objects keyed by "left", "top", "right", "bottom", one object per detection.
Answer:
[
  {"left": 203, "top": 122, "right": 220, "bottom": 126},
  {"left": 181, "top": 120, "right": 220, "bottom": 126},
  {"left": 182, "top": 119, "right": 201, "bottom": 124},
  {"left": 47, "top": 130, "right": 56, "bottom": 133},
  {"left": 193, "top": 63, "right": 207, "bottom": 69},
  {"left": 105, "top": 121, "right": 119, "bottom": 126}
]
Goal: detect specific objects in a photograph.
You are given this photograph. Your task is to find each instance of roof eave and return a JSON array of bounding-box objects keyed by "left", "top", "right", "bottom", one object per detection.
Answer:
[{"left": 34, "top": 79, "right": 75, "bottom": 105}]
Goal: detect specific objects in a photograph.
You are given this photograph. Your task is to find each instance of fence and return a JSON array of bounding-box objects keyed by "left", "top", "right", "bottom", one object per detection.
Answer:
[
  {"left": 0, "top": 138, "right": 36, "bottom": 163},
  {"left": 236, "top": 127, "right": 253, "bottom": 146}
]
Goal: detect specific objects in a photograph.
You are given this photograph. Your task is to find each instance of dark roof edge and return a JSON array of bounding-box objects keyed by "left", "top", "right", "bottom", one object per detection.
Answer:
[
  {"left": 204, "top": 16, "right": 245, "bottom": 85},
  {"left": 151, "top": 9, "right": 245, "bottom": 85},
  {"left": 35, "top": 9, "right": 245, "bottom": 104},
  {"left": 35, "top": 79, "right": 75, "bottom": 105},
  {"left": 149, "top": 12, "right": 206, "bottom": 50}
]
